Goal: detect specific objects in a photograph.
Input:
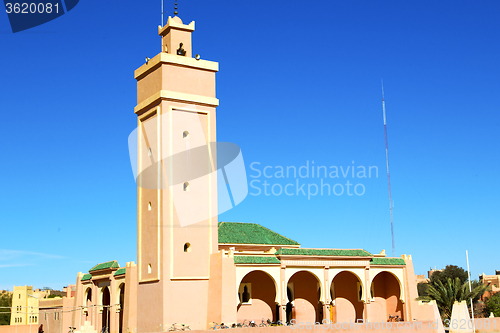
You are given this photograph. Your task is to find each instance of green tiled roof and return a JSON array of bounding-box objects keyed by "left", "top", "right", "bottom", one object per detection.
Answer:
[
  {"left": 89, "top": 260, "right": 120, "bottom": 272},
  {"left": 370, "top": 257, "right": 406, "bottom": 265},
  {"left": 218, "top": 222, "right": 299, "bottom": 246},
  {"left": 81, "top": 274, "right": 92, "bottom": 281},
  {"left": 234, "top": 256, "right": 281, "bottom": 264},
  {"left": 276, "top": 248, "right": 372, "bottom": 257},
  {"left": 113, "top": 268, "right": 126, "bottom": 276}
]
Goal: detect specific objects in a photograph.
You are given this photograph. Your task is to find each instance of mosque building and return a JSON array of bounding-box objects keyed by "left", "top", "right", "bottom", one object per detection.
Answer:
[{"left": 31, "top": 13, "right": 435, "bottom": 333}]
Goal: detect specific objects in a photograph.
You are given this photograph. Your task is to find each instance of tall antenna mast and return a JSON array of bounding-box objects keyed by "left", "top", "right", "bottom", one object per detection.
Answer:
[
  {"left": 160, "top": 0, "right": 168, "bottom": 27},
  {"left": 382, "top": 80, "right": 395, "bottom": 257},
  {"left": 161, "top": 0, "right": 164, "bottom": 27}
]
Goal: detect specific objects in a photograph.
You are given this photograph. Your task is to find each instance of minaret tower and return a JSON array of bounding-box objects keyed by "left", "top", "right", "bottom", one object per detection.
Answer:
[{"left": 134, "top": 13, "right": 219, "bottom": 331}]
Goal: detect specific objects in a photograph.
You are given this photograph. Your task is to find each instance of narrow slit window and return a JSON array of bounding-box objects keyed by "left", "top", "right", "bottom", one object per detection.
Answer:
[{"left": 184, "top": 243, "right": 191, "bottom": 252}]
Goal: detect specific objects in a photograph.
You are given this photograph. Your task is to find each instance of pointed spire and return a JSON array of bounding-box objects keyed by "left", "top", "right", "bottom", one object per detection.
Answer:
[{"left": 174, "top": 0, "right": 178, "bottom": 16}]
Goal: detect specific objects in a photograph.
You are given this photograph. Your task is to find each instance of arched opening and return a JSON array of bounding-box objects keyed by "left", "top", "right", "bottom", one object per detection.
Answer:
[
  {"left": 287, "top": 271, "right": 322, "bottom": 324},
  {"left": 118, "top": 284, "right": 125, "bottom": 333},
  {"left": 370, "top": 272, "right": 404, "bottom": 322},
  {"left": 84, "top": 287, "right": 92, "bottom": 305},
  {"left": 84, "top": 287, "right": 92, "bottom": 321},
  {"left": 331, "top": 271, "right": 364, "bottom": 323},
  {"left": 101, "top": 287, "right": 110, "bottom": 332},
  {"left": 237, "top": 270, "right": 278, "bottom": 323}
]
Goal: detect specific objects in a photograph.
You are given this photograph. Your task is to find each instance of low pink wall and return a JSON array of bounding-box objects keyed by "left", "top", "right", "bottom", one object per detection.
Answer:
[
  {"left": 0, "top": 325, "right": 40, "bottom": 333},
  {"left": 168, "top": 320, "right": 442, "bottom": 333},
  {"left": 473, "top": 318, "right": 500, "bottom": 333}
]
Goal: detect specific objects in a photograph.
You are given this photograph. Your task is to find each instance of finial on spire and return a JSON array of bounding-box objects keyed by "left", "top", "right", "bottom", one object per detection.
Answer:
[{"left": 174, "top": 0, "right": 178, "bottom": 16}]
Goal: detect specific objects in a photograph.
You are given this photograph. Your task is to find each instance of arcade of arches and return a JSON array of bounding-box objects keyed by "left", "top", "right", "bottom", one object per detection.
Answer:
[
  {"left": 40, "top": 228, "right": 426, "bottom": 332},
  {"left": 236, "top": 268, "right": 405, "bottom": 324}
]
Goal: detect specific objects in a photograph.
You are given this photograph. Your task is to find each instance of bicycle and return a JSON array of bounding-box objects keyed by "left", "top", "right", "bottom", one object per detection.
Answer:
[
  {"left": 168, "top": 323, "right": 182, "bottom": 331},
  {"left": 69, "top": 327, "right": 76, "bottom": 333},
  {"left": 100, "top": 327, "right": 109, "bottom": 333},
  {"left": 249, "top": 321, "right": 257, "bottom": 327},
  {"left": 258, "top": 318, "right": 268, "bottom": 327},
  {"left": 388, "top": 315, "right": 401, "bottom": 323},
  {"left": 209, "top": 322, "right": 228, "bottom": 330}
]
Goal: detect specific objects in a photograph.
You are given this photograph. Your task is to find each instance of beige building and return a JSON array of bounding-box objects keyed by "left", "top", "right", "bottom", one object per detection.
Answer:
[
  {"left": 480, "top": 271, "right": 500, "bottom": 299},
  {"left": 10, "top": 286, "right": 41, "bottom": 326},
  {"left": 10, "top": 286, "right": 71, "bottom": 327},
  {"left": 416, "top": 275, "right": 429, "bottom": 285},
  {"left": 65, "top": 223, "right": 423, "bottom": 332},
  {"left": 10, "top": 12, "right": 437, "bottom": 333}
]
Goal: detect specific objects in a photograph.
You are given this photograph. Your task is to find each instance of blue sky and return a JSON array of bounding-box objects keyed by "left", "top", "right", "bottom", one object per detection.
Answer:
[{"left": 1, "top": 0, "right": 499, "bottom": 290}]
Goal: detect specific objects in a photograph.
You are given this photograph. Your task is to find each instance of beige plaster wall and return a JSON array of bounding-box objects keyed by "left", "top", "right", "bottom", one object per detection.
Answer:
[
  {"left": 237, "top": 271, "right": 277, "bottom": 323},
  {"left": 289, "top": 271, "right": 321, "bottom": 324},
  {"left": 369, "top": 271, "right": 404, "bottom": 322},
  {"left": 333, "top": 271, "right": 364, "bottom": 323}
]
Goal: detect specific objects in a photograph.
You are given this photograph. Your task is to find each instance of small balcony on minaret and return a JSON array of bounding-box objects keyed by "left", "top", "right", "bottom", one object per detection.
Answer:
[{"left": 159, "top": 16, "right": 194, "bottom": 58}]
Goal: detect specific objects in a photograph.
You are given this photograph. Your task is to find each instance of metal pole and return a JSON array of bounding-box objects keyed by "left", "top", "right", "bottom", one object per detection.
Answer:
[
  {"left": 382, "top": 80, "right": 395, "bottom": 257},
  {"left": 466, "top": 250, "right": 476, "bottom": 333}
]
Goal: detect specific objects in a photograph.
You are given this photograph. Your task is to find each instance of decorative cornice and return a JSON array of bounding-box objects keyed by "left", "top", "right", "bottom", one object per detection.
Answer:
[
  {"left": 134, "top": 90, "right": 219, "bottom": 114},
  {"left": 281, "top": 260, "right": 370, "bottom": 267},
  {"left": 135, "top": 52, "right": 218, "bottom": 79}
]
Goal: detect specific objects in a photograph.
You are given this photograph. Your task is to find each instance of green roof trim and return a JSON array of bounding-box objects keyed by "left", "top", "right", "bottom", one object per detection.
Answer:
[
  {"left": 234, "top": 256, "right": 281, "bottom": 265},
  {"left": 81, "top": 274, "right": 92, "bottom": 281},
  {"left": 113, "top": 268, "right": 126, "bottom": 276},
  {"left": 89, "top": 260, "right": 120, "bottom": 272},
  {"left": 370, "top": 257, "right": 406, "bottom": 265},
  {"left": 218, "top": 222, "right": 299, "bottom": 246},
  {"left": 275, "top": 248, "right": 372, "bottom": 257}
]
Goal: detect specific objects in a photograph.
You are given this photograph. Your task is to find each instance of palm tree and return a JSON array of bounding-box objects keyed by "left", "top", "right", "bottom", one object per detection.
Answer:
[{"left": 417, "top": 277, "right": 489, "bottom": 320}]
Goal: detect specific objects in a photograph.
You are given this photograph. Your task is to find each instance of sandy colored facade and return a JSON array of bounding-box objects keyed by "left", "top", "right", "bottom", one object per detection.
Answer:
[
  {"left": 10, "top": 286, "right": 71, "bottom": 327},
  {"left": 52, "top": 226, "right": 426, "bottom": 332},
  {"left": 416, "top": 275, "right": 429, "bottom": 285},
  {"left": 9, "top": 14, "right": 438, "bottom": 333},
  {"left": 10, "top": 286, "right": 45, "bottom": 326},
  {"left": 479, "top": 271, "right": 500, "bottom": 299}
]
